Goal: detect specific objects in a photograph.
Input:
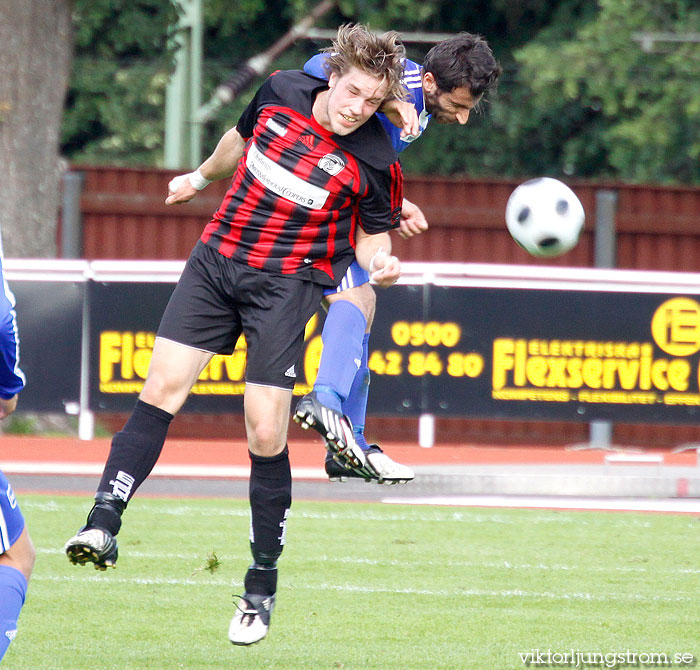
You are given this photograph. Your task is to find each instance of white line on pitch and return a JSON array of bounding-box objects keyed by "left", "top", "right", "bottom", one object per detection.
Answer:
[
  {"left": 34, "top": 547, "right": 700, "bottom": 575},
  {"left": 382, "top": 495, "right": 700, "bottom": 514},
  {"left": 31, "top": 574, "right": 693, "bottom": 603},
  {"left": 20, "top": 498, "right": 668, "bottom": 528}
]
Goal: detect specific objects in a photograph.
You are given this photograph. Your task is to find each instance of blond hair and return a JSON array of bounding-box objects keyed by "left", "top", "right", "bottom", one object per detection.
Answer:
[{"left": 321, "top": 24, "right": 407, "bottom": 101}]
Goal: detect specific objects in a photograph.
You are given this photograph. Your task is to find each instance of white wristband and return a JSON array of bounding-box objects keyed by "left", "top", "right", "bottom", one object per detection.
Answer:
[
  {"left": 188, "top": 168, "right": 211, "bottom": 191},
  {"left": 369, "top": 247, "right": 388, "bottom": 273},
  {"left": 167, "top": 173, "right": 189, "bottom": 193}
]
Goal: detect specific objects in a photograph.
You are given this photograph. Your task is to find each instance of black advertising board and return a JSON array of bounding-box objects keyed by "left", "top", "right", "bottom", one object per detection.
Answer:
[
  {"left": 88, "top": 273, "right": 700, "bottom": 424},
  {"left": 90, "top": 281, "right": 176, "bottom": 412},
  {"left": 369, "top": 285, "right": 700, "bottom": 422},
  {"left": 11, "top": 281, "right": 83, "bottom": 412}
]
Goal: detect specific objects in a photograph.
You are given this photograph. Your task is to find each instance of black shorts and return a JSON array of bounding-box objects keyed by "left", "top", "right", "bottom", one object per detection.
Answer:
[{"left": 157, "top": 241, "right": 324, "bottom": 390}]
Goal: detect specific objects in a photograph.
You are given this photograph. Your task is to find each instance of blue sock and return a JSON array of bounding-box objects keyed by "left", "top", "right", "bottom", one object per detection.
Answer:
[
  {"left": 314, "top": 301, "right": 366, "bottom": 413},
  {"left": 343, "top": 333, "right": 371, "bottom": 450},
  {"left": 0, "top": 565, "right": 28, "bottom": 662}
]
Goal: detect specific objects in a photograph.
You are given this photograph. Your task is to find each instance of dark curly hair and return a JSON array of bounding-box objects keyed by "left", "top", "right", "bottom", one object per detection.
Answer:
[{"left": 423, "top": 32, "right": 501, "bottom": 97}]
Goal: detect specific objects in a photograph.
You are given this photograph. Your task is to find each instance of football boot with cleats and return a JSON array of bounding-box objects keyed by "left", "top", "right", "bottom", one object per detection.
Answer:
[
  {"left": 325, "top": 445, "right": 415, "bottom": 484},
  {"left": 64, "top": 527, "right": 118, "bottom": 570},
  {"left": 294, "top": 392, "right": 376, "bottom": 479},
  {"left": 228, "top": 593, "right": 276, "bottom": 646}
]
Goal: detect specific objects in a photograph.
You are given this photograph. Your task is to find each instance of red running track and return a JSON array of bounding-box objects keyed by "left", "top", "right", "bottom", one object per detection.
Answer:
[{"left": 0, "top": 435, "right": 696, "bottom": 469}]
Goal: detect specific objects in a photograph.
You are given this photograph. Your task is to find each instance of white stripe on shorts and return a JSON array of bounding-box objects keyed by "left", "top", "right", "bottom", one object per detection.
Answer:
[
  {"left": 338, "top": 272, "right": 354, "bottom": 292},
  {"left": 0, "top": 503, "right": 10, "bottom": 552}
]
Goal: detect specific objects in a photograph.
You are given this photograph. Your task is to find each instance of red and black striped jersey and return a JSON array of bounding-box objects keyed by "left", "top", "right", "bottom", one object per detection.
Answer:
[{"left": 201, "top": 70, "right": 403, "bottom": 287}]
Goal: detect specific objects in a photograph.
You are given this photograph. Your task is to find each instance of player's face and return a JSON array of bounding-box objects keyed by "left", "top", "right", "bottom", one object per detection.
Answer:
[
  {"left": 319, "top": 67, "right": 389, "bottom": 136},
  {"left": 422, "top": 71, "right": 480, "bottom": 125}
]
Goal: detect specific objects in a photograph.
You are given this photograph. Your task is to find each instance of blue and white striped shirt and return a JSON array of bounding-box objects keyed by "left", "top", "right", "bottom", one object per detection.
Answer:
[{"left": 303, "top": 55, "right": 430, "bottom": 154}]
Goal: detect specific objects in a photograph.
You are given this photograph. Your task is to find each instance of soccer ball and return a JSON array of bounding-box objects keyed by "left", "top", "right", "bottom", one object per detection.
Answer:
[{"left": 505, "top": 177, "right": 585, "bottom": 257}]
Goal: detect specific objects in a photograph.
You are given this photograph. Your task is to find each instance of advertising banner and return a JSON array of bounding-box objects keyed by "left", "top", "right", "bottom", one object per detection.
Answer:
[
  {"left": 12, "top": 282, "right": 83, "bottom": 412},
  {"left": 89, "top": 277, "right": 700, "bottom": 424},
  {"left": 370, "top": 286, "right": 700, "bottom": 422}
]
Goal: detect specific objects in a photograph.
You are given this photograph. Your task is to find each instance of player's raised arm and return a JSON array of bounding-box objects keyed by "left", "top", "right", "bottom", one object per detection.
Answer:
[{"left": 165, "top": 127, "right": 248, "bottom": 205}]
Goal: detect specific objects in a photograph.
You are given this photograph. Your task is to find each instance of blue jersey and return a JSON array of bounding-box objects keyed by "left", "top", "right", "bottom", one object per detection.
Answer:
[
  {"left": 303, "top": 55, "right": 430, "bottom": 154},
  {"left": 0, "top": 236, "right": 25, "bottom": 399},
  {"left": 0, "top": 470, "right": 25, "bottom": 551}
]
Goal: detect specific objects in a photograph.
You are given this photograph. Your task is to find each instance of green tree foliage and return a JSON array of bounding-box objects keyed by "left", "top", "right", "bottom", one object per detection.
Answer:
[
  {"left": 393, "top": 0, "right": 700, "bottom": 185},
  {"left": 61, "top": 0, "right": 700, "bottom": 184},
  {"left": 63, "top": 0, "right": 180, "bottom": 164},
  {"left": 512, "top": 0, "right": 700, "bottom": 184},
  {"left": 196, "top": 0, "right": 323, "bottom": 155},
  {"left": 60, "top": 0, "right": 568, "bottom": 167},
  {"left": 186, "top": 0, "right": 570, "bottom": 172}
]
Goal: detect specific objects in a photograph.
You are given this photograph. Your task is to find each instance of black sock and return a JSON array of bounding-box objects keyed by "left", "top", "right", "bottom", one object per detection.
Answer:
[
  {"left": 247, "top": 446, "right": 291, "bottom": 595},
  {"left": 89, "top": 399, "right": 173, "bottom": 535},
  {"left": 85, "top": 492, "right": 126, "bottom": 536},
  {"left": 244, "top": 565, "right": 278, "bottom": 597}
]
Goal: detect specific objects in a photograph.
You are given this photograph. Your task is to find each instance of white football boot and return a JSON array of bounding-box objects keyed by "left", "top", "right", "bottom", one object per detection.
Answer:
[
  {"left": 228, "top": 593, "right": 275, "bottom": 646},
  {"left": 325, "top": 445, "right": 414, "bottom": 484}
]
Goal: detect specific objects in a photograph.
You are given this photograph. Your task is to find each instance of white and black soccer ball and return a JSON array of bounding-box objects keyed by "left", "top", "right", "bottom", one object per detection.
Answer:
[{"left": 505, "top": 177, "right": 585, "bottom": 257}]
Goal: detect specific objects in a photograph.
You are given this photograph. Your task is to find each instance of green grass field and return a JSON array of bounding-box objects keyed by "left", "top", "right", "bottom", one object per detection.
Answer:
[{"left": 3, "top": 494, "right": 698, "bottom": 670}]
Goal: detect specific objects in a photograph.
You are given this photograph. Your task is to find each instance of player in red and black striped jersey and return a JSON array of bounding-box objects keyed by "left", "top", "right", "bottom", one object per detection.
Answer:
[
  {"left": 200, "top": 68, "right": 403, "bottom": 287},
  {"left": 64, "top": 24, "right": 407, "bottom": 647}
]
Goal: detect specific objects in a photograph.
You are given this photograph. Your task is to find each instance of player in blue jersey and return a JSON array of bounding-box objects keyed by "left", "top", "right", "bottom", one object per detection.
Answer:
[
  {"left": 0, "top": 235, "right": 35, "bottom": 663},
  {"left": 295, "top": 33, "right": 501, "bottom": 483}
]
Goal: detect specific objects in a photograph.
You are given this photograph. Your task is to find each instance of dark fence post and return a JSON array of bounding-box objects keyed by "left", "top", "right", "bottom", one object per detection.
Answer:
[
  {"left": 590, "top": 188, "right": 619, "bottom": 447},
  {"left": 61, "top": 171, "right": 84, "bottom": 258},
  {"left": 594, "top": 189, "right": 618, "bottom": 269}
]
